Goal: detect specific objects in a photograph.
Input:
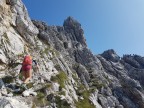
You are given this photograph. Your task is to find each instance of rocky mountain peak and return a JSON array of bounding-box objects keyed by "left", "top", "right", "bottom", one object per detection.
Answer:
[
  {"left": 63, "top": 16, "right": 81, "bottom": 27},
  {"left": 101, "top": 49, "right": 120, "bottom": 62},
  {"left": 63, "top": 16, "right": 87, "bottom": 47}
]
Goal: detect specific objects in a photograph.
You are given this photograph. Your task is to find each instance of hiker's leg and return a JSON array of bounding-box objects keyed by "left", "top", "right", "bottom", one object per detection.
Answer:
[
  {"left": 23, "top": 70, "right": 32, "bottom": 84},
  {"left": 22, "top": 71, "right": 26, "bottom": 81}
]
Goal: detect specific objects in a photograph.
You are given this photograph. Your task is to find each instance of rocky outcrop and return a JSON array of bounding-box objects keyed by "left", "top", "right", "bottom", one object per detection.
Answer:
[
  {"left": 63, "top": 16, "right": 87, "bottom": 47},
  {"left": 0, "top": 97, "right": 30, "bottom": 108},
  {"left": 0, "top": 0, "right": 144, "bottom": 108},
  {"left": 101, "top": 49, "right": 120, "bottom": 62}
]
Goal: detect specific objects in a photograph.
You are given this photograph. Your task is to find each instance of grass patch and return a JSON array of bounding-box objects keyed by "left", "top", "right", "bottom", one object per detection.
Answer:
[
  {"left": 91, "top": 80, "right": 106, "bottom": 90},
  {"left": 50, "top": 48, "right": 59, "bottom": 56},
  {"left": 3, "top": 33, "right": 11, "bottom": 46},
  {"left": 2, "top": 76, "right": 14, "bottom": 84},
  {"left": 75, "top": 90, "right": 95, "bottom": 108},
  {"left": 18, "top": 72, "right": 23, "bottom": 80},
  {"left": 27, "top": 82, "right": 34, "bottom": 89},
  {"left": 58, "top": 91, "right": 66, "bottom": 96},
  {"left": 33, "top": 82, "right": 52, "bottom": 106},
  {"left": 45, "top": 83, "right": 52, "bottom": 88},
  {"left": 92, "top": 81, "right": 106, "bottom": 89},
  {"left": 37, "top": 92, "right": 45, "bottom": 100},
  {"left": 76, "top": 84, "right": 85, "bottom": 96},
  {"left": 40, "top": 46, "right": 59, "bottom": 57},
  {"left": 31, "top": 102, "right": 37, "bottom": 108},
  {"left": 55, "top": 96, "right": 71, "bottom": 108},
  {"left": 51, "top": 71, "right": 67, "bottom": 90},
  {"left": 72, "top": 72, "right": 79, "bottom": 82},
  {"left": 36, "top": 83, "right": 52, "bottom": 93},
  {"left": 33, "top": 91, "right": 49, "bottom": 107},
  {"left": 75, "top": 83, "right": 95, "bottom": 108},
  {"left": 11, "top": 63, "right": 20, "bottom": 68},
  {"left": 75, "top": 97, "right": 95, "bottom": 108},
  {"left": 43, "top": 47, "right": 50, "bottom": 54},
  {"left": 17, "top": 53, "right": 24, "bottom": 58},
  {"left": 13, "top": 90, "right": 23, "bottom": 96}
]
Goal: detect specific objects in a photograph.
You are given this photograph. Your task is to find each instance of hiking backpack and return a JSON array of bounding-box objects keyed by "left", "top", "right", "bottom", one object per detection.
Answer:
[{"left": 22, "top": 55, "right": 32, "bottom": 66}]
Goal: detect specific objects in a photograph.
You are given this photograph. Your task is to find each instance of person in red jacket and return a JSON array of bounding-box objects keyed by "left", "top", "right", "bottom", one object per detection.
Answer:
[{"left": 21, "top": 55, "right": 33, "bottom": 84}]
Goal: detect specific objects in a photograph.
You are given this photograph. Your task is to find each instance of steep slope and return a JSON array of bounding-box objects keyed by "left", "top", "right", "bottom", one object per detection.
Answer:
[{"left": 0, "top": 0, "right": 144, "bottom": 108}]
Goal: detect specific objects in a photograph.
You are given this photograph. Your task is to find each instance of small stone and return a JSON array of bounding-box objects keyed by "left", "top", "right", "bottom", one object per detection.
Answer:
[
  {"left": 6, "top": 93, "right": 13, "bottom": 97},
  {"left": 52, "top": 82, "right": 59, "bottom": 92},
  {"left": 1, "top": 88, "right": 7, "bottom": 96},
  {"left": 30, "top": 92, "right": 37, "bottom": 96},
  {"left": 22, "top": 90, "right": 29, "bottom": 97},
  {"left": 22, "top": 90, "right": 37, "bottom": 97},
  {"left": 79, "top": 96, "right": 84, "bottom": 100}
]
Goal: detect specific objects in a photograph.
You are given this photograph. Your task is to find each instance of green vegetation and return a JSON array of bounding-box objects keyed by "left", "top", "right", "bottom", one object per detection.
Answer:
[
  {"left": 33, "top": 91, "right": 49, "bottom": 107},
  {"left": 26, "top": 82, "right": 34, "bottom": 89},
  {"left": 55, "top": 96, "right": 71, "bottom": 108},
  {"left": 3, "top": 33, "right": 11, "bottom": 46},
  {"left": 37, "top": 92, "right": 45, "bottom": 100},
  {"left": 18, "top": 72, "right": 23, "bottom": 80},
  {"left": 11, "top": 63, "right": 20, "bottom": 68},
  {"left": 72, "top": 63, "right": 79, "bottom": 69},
  {"left": 75, "top": 84, "right": 95, "bottom": 108},
  {"left": 37, "top": 83, "right": 52, "bottom": 93},
  {"left": 2, "top": 76, "right": 14, "bottom": 84},
  {"left": 92, "top": 81, "right": 106, "bottom": 89},
  {"left": 75, "top": 90, "right": 95, "bottom": 108},
  {"left": 76, "top": 84, "right": 85, "bottom": 96},
  {"left": 31, "top": 102, "right": 37, "bottom": 108},
  {"left": 40, "top": 47, "right": 51, "bottom": 58},
  {"left": 17, "top": 53, "right": 24, "bottom": 58},
  {"left": 58, "top": 91, "right": 66, "bottom": 96},
  {"left": 50, "top": 48, "right": 59, "bottom": 56},
  {"left": 13, "top": 90, "right": 23, "bottom": 96},
  {"left": 75, "top": 97, "right": 95, "bottom": 108},
  {"left": 40, "top": 46, "right": 59, "bottom": 58},
  {"left": 45, "top": 83, "right": 52, "bottom": 88},
  {"left": 51, "top": 71, "right": 67, "bottom": 90},
  {"left": 72, "top": 72, "right": 79, "bottom": 82},
  {"left": 32, "top": 83, "right": 53, "bottom": 107},
  {"left": 43, "top": 47, "right": 50, "bottom": 54}
]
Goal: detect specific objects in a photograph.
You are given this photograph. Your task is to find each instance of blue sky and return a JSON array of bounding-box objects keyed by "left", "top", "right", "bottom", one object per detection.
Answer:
[{"left": 23, "top": 0, "right": 144, "bottom": 56}]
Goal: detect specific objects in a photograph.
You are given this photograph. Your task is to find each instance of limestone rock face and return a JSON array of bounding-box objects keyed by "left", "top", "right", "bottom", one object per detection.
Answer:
[
  {"left": 0, "top": 97, "right": 30, "bottom": 108},
  {"left": 0, "top": 49, "right": 7, "bottom": 64},
  {"left": 0, "top": 0, "right": 144, "bottom": 108}
]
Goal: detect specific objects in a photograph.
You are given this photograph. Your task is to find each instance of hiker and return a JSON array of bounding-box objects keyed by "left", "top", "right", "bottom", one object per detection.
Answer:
[
  {"left": 21, "top": 55, "right": 33, "bottom": 84},
  {"left": 21, "top": 55, "right": 39, "bottom": 84}
]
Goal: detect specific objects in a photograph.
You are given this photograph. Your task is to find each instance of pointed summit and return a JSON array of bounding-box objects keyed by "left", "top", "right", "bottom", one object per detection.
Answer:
[
  {"left": 63, "top": 16, "right": 87, "bottom": 47},
  {"left": 101, "top": 49, "right": 120, "bottom": 62},
  {"left": 63, "top": 16, "right": 81, "bottom": 27}
]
